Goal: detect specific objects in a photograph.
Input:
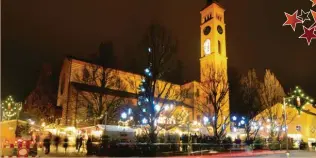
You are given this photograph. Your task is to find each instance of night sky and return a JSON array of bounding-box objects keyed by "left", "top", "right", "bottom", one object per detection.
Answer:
[{"left": 2, "top": 0, "right": 316, "bottom": 102}]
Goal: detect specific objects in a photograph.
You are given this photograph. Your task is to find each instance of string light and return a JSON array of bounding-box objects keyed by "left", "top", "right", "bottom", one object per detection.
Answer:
[
  {"left": 144, "top": 68, "right": 150, "bottom": 73},
  {"left": 121, "top": 112, "right": 127, "bottom": 119},
  {"left": 232, "top": 116, "right": 237, "bottom": 121},
  {"left": 1, "top": 96, "right": 22, "bottom": 120},
  {"left": 154, "top": 104, "right": 161, "bottom": 112},
  {"left": 142, "top": 118, "right": 148, "bottom": 124},
  {"left": 286, "top": 86, "right": 314, "bottom": 114},
  {"left": 203, "top": 116, "right": 209, "bottom": 125}
]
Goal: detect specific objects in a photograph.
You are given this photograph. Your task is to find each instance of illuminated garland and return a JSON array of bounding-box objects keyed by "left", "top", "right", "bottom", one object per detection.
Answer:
[
  {"left": 1, "top": 96, "right": 22, "bottom": 120},
  {"left": 286, "top": 86, "right": 314, "bottom": 115}
]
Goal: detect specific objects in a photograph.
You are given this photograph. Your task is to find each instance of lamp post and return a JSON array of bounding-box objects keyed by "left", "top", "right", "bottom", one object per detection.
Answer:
[
  {"left": 103, "top": 112, "right": 107, "bottom": 135},
  {"left": 283, "top": 97, "right": 291, "bottom": 156}
]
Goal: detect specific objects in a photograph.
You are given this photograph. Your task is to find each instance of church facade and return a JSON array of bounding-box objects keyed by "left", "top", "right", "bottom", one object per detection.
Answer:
[{"left": 57, "top": 1, "right": 230, "bottom": 131}]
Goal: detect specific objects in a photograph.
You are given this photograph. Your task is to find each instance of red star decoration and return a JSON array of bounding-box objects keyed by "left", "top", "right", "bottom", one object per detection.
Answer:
[
  {"left": 299, "top": 26, "right": 316, "bottom": 45},
  {"left": 283, "top": 10, "right": 303, "bottom": 31},
  {"left": 311, "top": 0, "right": 316, "bottom": 7}
]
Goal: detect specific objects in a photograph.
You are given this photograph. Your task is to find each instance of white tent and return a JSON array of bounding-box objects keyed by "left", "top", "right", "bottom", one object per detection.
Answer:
[
  {"left": 97, "top": 125, "right": 135, "bottom": 133},
  {"left": 81, "top": 125, "right": 136, "bottom": 142}
]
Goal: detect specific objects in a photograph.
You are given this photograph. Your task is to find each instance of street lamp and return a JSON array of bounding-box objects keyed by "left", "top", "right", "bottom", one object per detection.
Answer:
[
  {"left": 103, "top": 112, "right": 107, "bottom": 135},
  {"left": 283, "top": 97, "right": 292, "bottom": 156}
]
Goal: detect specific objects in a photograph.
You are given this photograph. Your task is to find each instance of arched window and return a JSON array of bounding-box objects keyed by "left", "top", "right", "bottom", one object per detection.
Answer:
[{"left": 218, "top": 40, "right": 222, "bottom": 54}]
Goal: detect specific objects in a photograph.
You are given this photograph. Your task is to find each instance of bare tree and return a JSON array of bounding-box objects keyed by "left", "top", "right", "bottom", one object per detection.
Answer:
[
  {"left": 24, "top": 101, "right": 55, "bottom": 123},
  {"left": 257, "top": 69, "right": 296, "bottom": 140},
  {"left": 240, "top": 69, "right": 261, "bottom": 141},
  {"left": 24, "top": 64, "right": 57, "bottom": 123},
  {"left": 197, "top": 64, "right": 230, "bottom": 142},
  {"left": 74, "top": 63, "right": 127, "bottom": 125}
]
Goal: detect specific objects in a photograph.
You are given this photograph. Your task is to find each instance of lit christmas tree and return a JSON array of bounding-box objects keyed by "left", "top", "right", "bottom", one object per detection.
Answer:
[
  {"left": 137, "top": 47, "right": 154, "bottom": 125},
  {"left": 286, "top": 86, "right": 314, "bottom": 114},
  {"left": 1, "top": 96, "right": 22, "bottom": 121}
]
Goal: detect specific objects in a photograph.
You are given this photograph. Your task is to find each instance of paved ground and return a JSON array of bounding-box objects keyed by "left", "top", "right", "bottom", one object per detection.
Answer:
[
  {"left": 3, "top": 147, "right": 315, "bottom": 157},
  {"left": 37, "top": 146, "right": 87, "bottom": 157},
  {"left": 253, "top": 150, "right": 316, "bottom": 157},
  {"left": 173, "top": 150, "right": 316, "bottom": 158}
]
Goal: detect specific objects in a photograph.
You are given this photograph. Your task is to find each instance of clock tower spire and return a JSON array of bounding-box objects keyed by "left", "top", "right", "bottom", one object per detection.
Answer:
[{"left": 200, "top": 1, "right": 227, "bottom": 82}]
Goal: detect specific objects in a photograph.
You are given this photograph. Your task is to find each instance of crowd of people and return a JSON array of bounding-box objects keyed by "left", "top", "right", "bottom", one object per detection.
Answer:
[
  {"left": 42, "top": 134, "right": 69, "bottom": 154},
  {"left": 28, "top": 130, "right": 98, "bottom": 156},
  {"left": 29, "top": 132, "right": 241, "bottom": 156}
]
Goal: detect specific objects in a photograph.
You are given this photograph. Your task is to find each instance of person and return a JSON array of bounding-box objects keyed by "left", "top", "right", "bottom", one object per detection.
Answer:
[
  {"left": 193, "top": 133, "right": 198, "bottom": 143},
  {"left": 235, "top": 137, "right": 241, "bottom": 148},
  {"left": 54, "top": 136, "right": 61, "bottom": 152},
  {"left": 76, "top": 135, "right": 80, "bottom": 150},
  {"left": 43, "top": 136, "right": 51, "bottom": 154},
  {"left": 86, "top": 138, "right": 92, "bottom": 155},
  {"left": 63, "top": 137, "right": 69, "bottom": 153},
  {"left": 78, "top": 136, "right": 83, "bottom": 152},
  {"left": 181, "top": 134, "right": 188, "bottom": 152}
]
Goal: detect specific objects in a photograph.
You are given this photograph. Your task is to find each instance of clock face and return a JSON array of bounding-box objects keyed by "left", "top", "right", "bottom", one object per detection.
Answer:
[
  {"left": 203, "top": 39, "right": 211, "bottom": 55},
  {"left": 217, "top": 25, "right": 223, "bottom": 34},
  {"left": 203, "top": 26, "right": 211, "bottom": 35}
]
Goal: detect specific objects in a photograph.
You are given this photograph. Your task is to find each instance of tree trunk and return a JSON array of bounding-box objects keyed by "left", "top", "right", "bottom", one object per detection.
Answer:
[{"left": 149, "top": 122, "right": 157, "bottom": 143}]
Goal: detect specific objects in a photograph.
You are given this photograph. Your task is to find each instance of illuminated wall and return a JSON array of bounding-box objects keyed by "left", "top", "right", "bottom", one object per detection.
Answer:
[
  {"left": 57, "top": 58, "right": 190, "bottom": 126},
  {"left": 255, "top": 103, "right": 316, "bottom": 142}
]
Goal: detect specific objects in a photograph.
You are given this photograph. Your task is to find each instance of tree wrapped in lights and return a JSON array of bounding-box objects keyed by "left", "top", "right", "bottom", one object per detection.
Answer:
[
  {"left": 1, "top": 96, "right": 22, "bottom": 121},
  {"left": 136, "top": 46, "right": 156, "bottom": 139},
  {"left": 136, "top": 24, "right": 185, "bottom": 144},
  {"left": 286, "top": 86, "right": 314, "bottom": 115}
]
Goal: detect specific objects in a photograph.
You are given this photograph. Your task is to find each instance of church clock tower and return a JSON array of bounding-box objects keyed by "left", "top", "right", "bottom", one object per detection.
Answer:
[
  {"left": 198, "top": 0, "right": 230, "bottom": 133},
  {"left": 200, "top": 0, "right": 227, "bottom": 82}
]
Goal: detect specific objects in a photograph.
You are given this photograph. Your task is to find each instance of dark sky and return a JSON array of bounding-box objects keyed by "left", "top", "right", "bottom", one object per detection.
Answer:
[{"left": 2, "top": 0, "right": 316, "bottom": 101}]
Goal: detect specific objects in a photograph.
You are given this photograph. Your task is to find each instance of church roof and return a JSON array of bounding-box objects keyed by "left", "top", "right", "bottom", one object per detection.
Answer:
[
  {"left": 71, "top": 82, "right": 137, "bottom": 98},
  {"left": 200, "top": 1, "right": 225, "bottom": 12},
  {"left": 66, "top": 55, "right": 186, "bottom": 87},
  {"left": 71, "top": 82, "right": 193, "bottom": 109}
]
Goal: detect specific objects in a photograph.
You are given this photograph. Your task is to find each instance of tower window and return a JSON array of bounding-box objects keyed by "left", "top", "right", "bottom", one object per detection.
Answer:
[
  {"left": 218, "top": 41, "right": 222, "bottom": 54},
  {"left": 296, "top": 125, "right": 301, "bottom": 132},
  {"left": 204, "top": 14, "right": 212, "bottom": 23},
  {"left": 216, "top": 14, "right": 222, "bottom": 21}
]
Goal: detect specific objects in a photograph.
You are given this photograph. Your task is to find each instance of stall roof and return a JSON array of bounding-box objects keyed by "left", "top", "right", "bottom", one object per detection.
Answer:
[{"left": 80, "top": 124, "right": 135, "bottom": 133}]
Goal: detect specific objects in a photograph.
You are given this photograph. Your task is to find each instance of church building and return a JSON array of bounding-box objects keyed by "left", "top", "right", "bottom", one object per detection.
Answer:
[{"left": 57, "top": 0, "right": 230, "bottom": 133}]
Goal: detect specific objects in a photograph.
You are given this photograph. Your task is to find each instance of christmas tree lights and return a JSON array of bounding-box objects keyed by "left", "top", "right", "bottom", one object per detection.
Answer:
[
  {"left": 1, "top": 96, "right": 22, "bottom": 120},
  {"left": 136, "top": 47, "right": 154, "bottom": 125},
  {"left": 286, "top": 86, "right": 314, "bottom": 114}
]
